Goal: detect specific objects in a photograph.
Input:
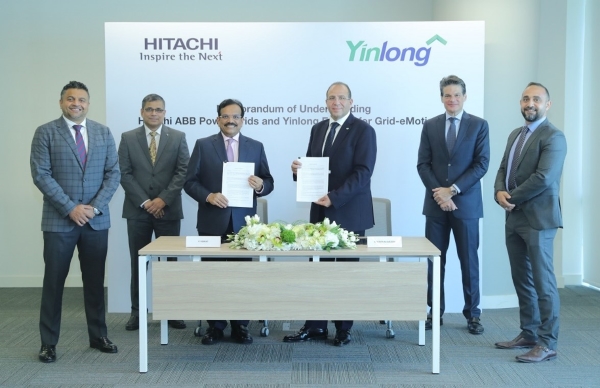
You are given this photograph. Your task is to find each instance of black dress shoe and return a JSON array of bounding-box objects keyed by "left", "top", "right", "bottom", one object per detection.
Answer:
[
  {"left": 231, "top": 325, "right": 253, "bottom": 344},
  {"left": 283, "top": 326, "right": 328, "bottom": 342},
  {"left": 125, "top": 315, "right": 139, "bottom": 331},
  {"left": 467, "top": 317, "right": 484, "bottom": 334},
  {"left": 39, "top": 344, "right": 56, "bottom": 363},
  {"left": 201, "top": 327, "right": 224, "bottom": 345},
  {"left": 90, "top": 337, "right": 118, "bottom": 353},
  {"left": 425, "top": 316, "right": 443, "bottom": 330},
  {"left": 333, "top": 329, "right": 352, "bottom": 346},
  {"left": 168, "top": 320, "right": 187, "bottom": 329}
]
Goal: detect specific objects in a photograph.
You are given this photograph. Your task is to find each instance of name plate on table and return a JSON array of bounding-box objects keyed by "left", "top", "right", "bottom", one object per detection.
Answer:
[
  {"left": 367, "top": 236, "right": 403, "bottom": 248},
  {"left": 185, "top": 236, "right": 221, "bottom": 248}
]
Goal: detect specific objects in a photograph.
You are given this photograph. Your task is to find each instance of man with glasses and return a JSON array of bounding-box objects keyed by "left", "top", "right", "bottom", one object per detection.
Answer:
[
  {"left": 417, "top": 75, "right": 490, "bottom": 335},
  {"left": 184, "top": 98, "right": 274, "bottom": 346},
  {"left": 285, "top": 82, "right": 377, "bottom": 346},
  {"left": 118, "top": 94, "right": 189, "bottom": 331}
]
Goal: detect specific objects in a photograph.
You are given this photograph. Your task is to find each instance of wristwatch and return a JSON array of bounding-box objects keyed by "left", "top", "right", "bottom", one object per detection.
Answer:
[
  {"left": 450, "top": 187, "right": 458, "bottom": 196},
  {"left": 93, "top": 207, "right": 101, "bottom": 215}
]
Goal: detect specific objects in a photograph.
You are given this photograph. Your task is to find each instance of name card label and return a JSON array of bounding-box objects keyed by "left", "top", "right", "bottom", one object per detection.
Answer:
[
  {"left": 367, "top": 236, "right": 403, "bottom": 248},
  {"left": 186, "top": 236, "right": 221, "bottom": 248}
]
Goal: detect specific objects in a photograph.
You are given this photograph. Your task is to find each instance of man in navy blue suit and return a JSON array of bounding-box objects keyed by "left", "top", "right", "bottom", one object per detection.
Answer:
[
  {"left": 417, "top": 75, "right": 490, "bottom": 334},
  {"left": 184, "top": 98, "right": 274, "bottom": 346},
  {"left": 283, "top": 82, "right": 377, "bottom": 346}
]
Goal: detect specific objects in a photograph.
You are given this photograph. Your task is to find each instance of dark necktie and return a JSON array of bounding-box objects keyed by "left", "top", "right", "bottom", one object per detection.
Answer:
[
  {"left": 73, "top": 125, "right": 86, "bottom": 167},
  {"left": 323, "top": 122, "right": 339, "bottom": 157},
  {"left": 508, "top": 126, "right": 529, "bottom": 191},
  {"left": 149, "top": 132, "right": 157, "bottom": 165},
  {"left": 446, "top": 117, "right": 457, "bottom": 153}
]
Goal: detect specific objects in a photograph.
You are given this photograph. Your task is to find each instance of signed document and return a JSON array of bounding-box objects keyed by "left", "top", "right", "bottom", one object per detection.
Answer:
[
  {"left": 222, "top": 162, "right": 254, "bottom": 208},
  {"left": 296, "top": 157, "right": 329, "bottom": 202}
]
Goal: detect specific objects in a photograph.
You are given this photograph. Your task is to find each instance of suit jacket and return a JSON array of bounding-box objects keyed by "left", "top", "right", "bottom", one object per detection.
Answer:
[
  {"left": 494, "top": 119, "right": 567, "bottom": 230},
  {"left": 301, "top": 113, "right": 377, "bottom": 232},
  {"left": 118, "top": 126, "right": 189, "bottom": 220},
  {"left": 184, "top": 132, "right": 274, "bottom": 235},
  {"left": 417, "top": 111, "right": 490, "bottom": 219},
  {"left": 30, "top": 117, "right": 120, "bottom": 232}
]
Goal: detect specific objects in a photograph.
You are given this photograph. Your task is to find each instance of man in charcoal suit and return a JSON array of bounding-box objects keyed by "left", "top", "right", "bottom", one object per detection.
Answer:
[
  {"left": 494, "top": 82, "right": 567, "bottom": 363},
  {"left": 118, "top": 94, "right": 189, "bottom": 331}
]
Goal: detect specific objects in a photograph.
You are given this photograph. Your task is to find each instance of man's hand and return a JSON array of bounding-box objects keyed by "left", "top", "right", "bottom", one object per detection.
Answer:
[
  {"left": 248, "top": 175, "right": 263, "bottom": 191},
  {"left": 291, "top": 160, "right": 302, "bottom": 175},
  {"left": 144, "top": 198, "right": 166, "bottom": 217},
  {"left": 315, "top": 194, "right": 332, "bottom": 208},
  {"left": 496, "top": 191, "right": 515, "bottom": 212},
  {"left": 439, "top": 199, "right": 458, "bottom": 212},
  {"left": 208, "top": 193, "right": 229, "bottom": 208},
  {"left": 432, "top": 187, "right": 454, "bottom": 205},
  {"left": 69, "top": 204, "right": 93, "bottom": 226},
  {"left": 153, "top": 209, "right": 165, "bottom": 219}
]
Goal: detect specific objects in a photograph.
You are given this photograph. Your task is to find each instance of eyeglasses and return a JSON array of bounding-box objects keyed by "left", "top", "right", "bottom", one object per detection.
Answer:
[
  {"left": 144, "top": 108, "right": 165, "bottom": 113},
  {"left": 219, "top": 115, "right": 243, "bottom": 120},
  {"left": 327, "top": 96, "right": 350, "bottom": 101}
]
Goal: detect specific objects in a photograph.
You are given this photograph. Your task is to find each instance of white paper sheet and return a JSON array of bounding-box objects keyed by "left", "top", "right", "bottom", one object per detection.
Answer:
[
  {"left": 296, "top": 157, "right": 329, "bottom": 202},
  {"left": 222, "top": 162, "right": 254, "bottom": 208}
]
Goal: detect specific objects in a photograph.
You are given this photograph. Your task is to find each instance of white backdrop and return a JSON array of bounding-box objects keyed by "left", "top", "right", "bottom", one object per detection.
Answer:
[{"left": 105, "top": 22, "right": 485, "bottom": 313}]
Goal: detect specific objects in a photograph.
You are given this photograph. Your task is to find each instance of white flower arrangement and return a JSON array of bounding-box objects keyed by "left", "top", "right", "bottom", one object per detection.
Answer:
[{"left": 227, "top": 215, "right": 358, "bottom": 251}]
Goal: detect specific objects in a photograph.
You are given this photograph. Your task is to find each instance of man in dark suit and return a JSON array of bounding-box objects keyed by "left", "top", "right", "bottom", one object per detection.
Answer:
[
  {"left": 184, "top": 98, "right": 274, "bottom": 346},
  {"left": 30, "top": 81, "right": 121, "bottom": 363},
  {"left": 284, "top": 81, "right": 377, "bottom": 346},
  {"left": 417, "top": 75, "right": 490, "bottom": 335},
  {"left": 118, "top": 94, "right": 189, "bottom": 331},
  {"left": 494, "top": 82, "right": 566, "bottom": 363}
]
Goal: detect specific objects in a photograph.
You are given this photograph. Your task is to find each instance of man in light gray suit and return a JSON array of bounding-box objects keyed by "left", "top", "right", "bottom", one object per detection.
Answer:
[
  {"left": 30, "top": 81, "right": 120, "bottom": 363},
  {"left": 494, "top": 82, "right": 567, "bottom": 363},
  {"left": 119, "top": 94, "right": 189, "bottom": 331}
]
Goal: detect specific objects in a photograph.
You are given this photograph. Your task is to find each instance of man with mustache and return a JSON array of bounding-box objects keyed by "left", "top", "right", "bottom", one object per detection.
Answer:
[
  {"left": 493, "top": 82, "right": 567, "bottom": 363},
  {"left": 184, "top": 98, "right": 274, "bottom": 346}
]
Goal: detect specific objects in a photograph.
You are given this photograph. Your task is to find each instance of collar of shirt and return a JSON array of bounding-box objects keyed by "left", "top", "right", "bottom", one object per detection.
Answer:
[
  {"left": 330, "top": 111, "right": 351, "bottom": 128},
  {"left": 63, "top": 116, "right": 88, "bottom": 148},
  {"left": 445, "top": 110, "right": 464, "bottom": 122},
  {"left": 525, "top": 116, "right": 546, "bottom": 133},
  {"left": 145, "top": 124, "right": 162, "bottom": 137},
  {"left": 222, "top": 132, "right": 240, "bottom": 162},
  {"left": 145, "top": 124, "right": 162, "bottom": 147}
]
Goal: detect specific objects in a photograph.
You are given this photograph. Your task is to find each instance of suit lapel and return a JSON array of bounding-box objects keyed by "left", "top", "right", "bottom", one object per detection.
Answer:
[
  {"left": 517, "top": 120, "right": 547, "bottom": 168},
  {"left": 238, "top": 134, "right": 248, "bottom": 162},
  {"left": 57, "top": 119, "right": 85, "bottom": 170},
  {"left": 454, "top": 112, "right": 470, "bottom": 152},
  {"left": 155, "top": 126, "right": 171, "bottom": 164},
  {"left": 328, "top": 116, "right": 352, "bottom": 157},
  {"left": 135, "top": 127, "right": 153, "bottom": 166},
  {"left": 211, "top": 133, "right": 228, "bottom": 163},
  {"left": 435, "top": 115, "right": 449, "bottom": 157}
]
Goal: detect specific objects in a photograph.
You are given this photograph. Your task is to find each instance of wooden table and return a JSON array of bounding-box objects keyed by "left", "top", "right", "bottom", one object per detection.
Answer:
[{"left": 138, "top": 236, "right": 441, "bottom": 373}]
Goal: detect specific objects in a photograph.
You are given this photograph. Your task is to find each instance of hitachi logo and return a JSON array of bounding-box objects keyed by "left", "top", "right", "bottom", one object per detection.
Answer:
[
  {"left": 144, "top": 38, "right": 219, "bottom": 50},
  {"left": 347, "top": 40, "right": 431, "bottom": 66}
]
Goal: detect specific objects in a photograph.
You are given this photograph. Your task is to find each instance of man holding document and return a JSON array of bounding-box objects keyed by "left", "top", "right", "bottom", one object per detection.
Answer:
[
  {"left": 285, "top": 82, "right": 377, "bottom": 346},
  {"left": 184, "top": 98, "right": 274, "bottom": 346}
]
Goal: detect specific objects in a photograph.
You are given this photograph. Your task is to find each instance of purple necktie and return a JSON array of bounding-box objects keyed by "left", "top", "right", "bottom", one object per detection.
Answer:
[
  {"left": 508, "top": 126, "right": 529, "bottom": 191},
  {"left": 73, "top": 125, "right": 87, "bottom": 167},
  {"left": 226, "top": 138, "right": 235, "bottom": 162}
]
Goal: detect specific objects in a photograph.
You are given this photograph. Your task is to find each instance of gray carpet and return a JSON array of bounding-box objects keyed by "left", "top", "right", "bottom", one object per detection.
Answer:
[{"left": 0, "top": 286, "right": 599, "bottom": 387}]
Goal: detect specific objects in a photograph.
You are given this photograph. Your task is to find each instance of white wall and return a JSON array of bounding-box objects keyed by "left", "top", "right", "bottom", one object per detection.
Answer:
[{"left": 1, "top": 0, "right": 592, "bottom": 312}]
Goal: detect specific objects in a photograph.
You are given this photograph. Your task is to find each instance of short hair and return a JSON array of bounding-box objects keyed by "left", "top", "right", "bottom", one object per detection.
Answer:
[
  {"left": 525, "top": 82, "right": 551, "bottom": 100},
  {"left": 439, "top": 75, "right": 466, "bottom": 96},
  {"left": 326, "top": 82, "right": 352, "bottom": 99},
  {"left": 142, "top": 94, "right": 165, "bottom": 109},
  {"left": 217, "top": 99, "right": 245, "bottom": 118},
  {"left": 60, "top": 81, "right": 89, "bottom": 99}
]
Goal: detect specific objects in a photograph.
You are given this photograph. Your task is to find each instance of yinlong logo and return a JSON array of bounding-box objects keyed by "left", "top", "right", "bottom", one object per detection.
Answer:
[{"left": 346, "top": 35, "right": 446, "bottom": 67}]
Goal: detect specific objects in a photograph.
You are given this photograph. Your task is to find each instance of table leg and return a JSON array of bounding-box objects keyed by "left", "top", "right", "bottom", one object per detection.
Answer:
[
  {"left": 432, "top": 254, "right": 440, "bottom": 374},
  {"left": 139, "top": 255, "right": 149, "bottom": 373}
]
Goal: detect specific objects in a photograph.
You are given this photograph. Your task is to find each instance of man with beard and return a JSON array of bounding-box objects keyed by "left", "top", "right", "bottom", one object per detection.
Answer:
[
  {"left": 493, "top": 82, "right": 567, "bottom": 363},
  {"left": 184, "top": 98, "right": 274, "bottom": 346}
]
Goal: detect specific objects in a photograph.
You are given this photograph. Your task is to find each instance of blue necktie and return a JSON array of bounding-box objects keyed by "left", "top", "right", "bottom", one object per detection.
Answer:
[
  {"left": 73, "top": 125, "right": 86, "bottom": 167},
  {"left": 323, "top": 122, "right": 339, "bottom": 157}
]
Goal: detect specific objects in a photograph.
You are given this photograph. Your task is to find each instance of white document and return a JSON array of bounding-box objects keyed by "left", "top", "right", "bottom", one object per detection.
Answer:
[
  {"left": 296, "top": 157, "right": 329, "bottom": 202},
  {"left": 222, "top": 162, "right": 254, "bottom": 208}
]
